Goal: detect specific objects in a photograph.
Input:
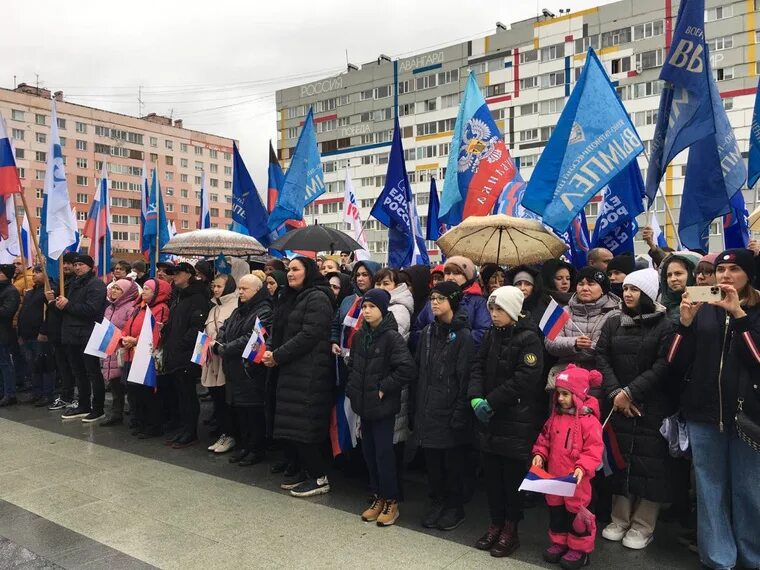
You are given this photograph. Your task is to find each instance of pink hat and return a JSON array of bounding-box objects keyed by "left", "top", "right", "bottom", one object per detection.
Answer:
[
  {"left": 699, "top": 253, "right": 719, "bottom": 266},
  {"left": 114, "top": 278, "right": 134, "bottom": 293},
  {"left": 555, "top": 364, "right": 602, "bottom": 406}
]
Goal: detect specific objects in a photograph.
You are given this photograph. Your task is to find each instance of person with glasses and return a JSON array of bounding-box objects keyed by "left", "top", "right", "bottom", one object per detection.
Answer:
[{"left": 695, "top": 253, "right": 718, "bottom": 286}]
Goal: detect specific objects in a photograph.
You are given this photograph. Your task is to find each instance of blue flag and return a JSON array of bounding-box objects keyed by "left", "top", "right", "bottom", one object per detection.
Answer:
[
  {"left": 267, "top": 108, "right": 324, "bottom": 232},
  {"left": 556, "top": 211, "right": 591, "bottom": 269},
  {"left": 143, "top": 169, "right": 171, "bottom": 277},
  {"left": 748, "top": 77, "right": 760, "bottom": 189},
  {"left": 231, "top": 143, "right": 270, "bottom": 246},
  {"left": 590, "top": 161, "right": 645, "bottom": 255},
  {"left": 215, "top": 253, "right": 232, "bottom": 275},
  {"left": 521, "top": 48, "right": 643, "bottom": 233},
  {"left": 492, "top": 170, "right": 539, "bottom": 219},
  {"left": 723, "top": 190, "right": 750, "bottom": 249},
  {"left": 371, "top": 119, "right": 429, "bottom": 268},
  {"left": 426, "top": 178, "right": 445, "bottom": 241},
  {"left": 199, "top": 171, "right": 210, "bottom": 229}
]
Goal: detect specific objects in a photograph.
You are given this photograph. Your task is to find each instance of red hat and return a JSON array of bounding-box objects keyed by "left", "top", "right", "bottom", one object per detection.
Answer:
[{"left": 555, "top": 364, "right": 602, "bottom": 406}]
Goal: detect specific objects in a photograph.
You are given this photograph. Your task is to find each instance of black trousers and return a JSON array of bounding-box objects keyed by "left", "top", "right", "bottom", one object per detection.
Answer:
[
  {"left": 107, "top": 378, "right": 125, "bottom": 418},
  {"left": 482, "top": 452, "right": 526, "bottom": 525},
  {"left": 424, "top": 445, "right": 467, "bottom": 509},
  {"left": 234, "top": 406, "right": 266, "bottom": 454},
  {"left": 209, "top": 386, "right": 233, "bottom": 435},
  {"left": 174, "top": 370, "right": 199, "bottom": 438},
  {"left": 158, "top": 374, "right": 179, "bottom": 427},
  {"left": 65, "top": 345, "right": 105, "bottom": 414},
  {"left": 53, "top": 342, "right": 75, "bottom": 401},
  {"left": 294, "top": 441, "right": 328, "bottom": 480}
]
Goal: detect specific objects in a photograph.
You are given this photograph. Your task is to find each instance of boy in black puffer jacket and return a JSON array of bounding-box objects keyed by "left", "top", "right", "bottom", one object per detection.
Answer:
[{"left": 346, "top": 288, "right": 415, "bottom": 528}]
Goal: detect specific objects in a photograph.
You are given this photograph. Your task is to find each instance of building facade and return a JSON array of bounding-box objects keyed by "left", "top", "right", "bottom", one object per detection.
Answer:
[
  {"left": 276, "top": 0, "right": 760, "bottom": 260},
  {"left": 0, "top": 84, "right": 236, "bottom": 259}
]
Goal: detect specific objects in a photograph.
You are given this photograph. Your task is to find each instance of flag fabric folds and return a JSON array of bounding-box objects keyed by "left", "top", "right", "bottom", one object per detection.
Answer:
[
  {"left": 590, "top": 161, "right": 645, "bottom": 255},
  {"left": 651, "top": 210, "right": 669, "bottom": 249},
  {"left": 749, "top": 76, "right": 760, "bottom": 189},
  {"left": 143, "top": 169, "right": 171, "bottom": 276},
  {"left": 539, "top": 299, "right": 571, "bottom": 341},
  {"left": 371, "top": 119, "right": 429, "bottom": 268},
  {"left": 0, "top": 196, "right": 17, "bottom": 259},
  {"left": 191, "top": 331, "right": 213, "bottom": 366},
  {"left": 267, "top": 142, "right": 284, "bottom": 214},
  {"left": 84, "top": 319, "right": 122, "bottom": 358},
  {"left": 0, "top": 114, "right": 21, "bottom": 197},
  {"left": 140, "top": 162, "right": 150, "bottom": 258},
  {"left": 556, "top": 211, "right": 591, "bottom": 269},
  {"left": 522, "top": 48, "right": 643, "bottom": 233},
  {"left": 231, "top": 143, "right": 270, "bottom": 246},
  {"left": 83, "top": 163, "right": 111, "bottom": 278},
  {"left": 343, "top": 170, "right": 370, "bottom": 261},
  {"left": 518, "top": 466, "right": 578, "bottom": 497},
  {"left": 439, "top": 72, "right": 519, "bottom": 225},
  {"left": 267, "top": 108, "right": 325, "bottom": 232},
  {"left": 127, "top": 306, "right": 158, "bottom": 388},
  {"left": 242, "top": 317, "right": 267, "bottom": 364},
  {"left": 425, "top": 178, "right": 448, "bottom": 241},
  {"left": 723, "top": 190, "right": 750, "bottom": 249},
  {"left": 199, "top": 170, "right": 211, "bottom": 229}
]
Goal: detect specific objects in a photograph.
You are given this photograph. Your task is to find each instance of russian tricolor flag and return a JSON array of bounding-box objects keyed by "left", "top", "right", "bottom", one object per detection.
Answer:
[
  {"left": 191, "top": 331, "right": 213, "bottom": 366},
  {"left": 83, "top": 163, "right": 111, "bottom": 279},
  {"left": 242, "top": 317, "right": 267, "bottom": 364},
  {"left": 126, "top": 307, "right": 158, "bottom": 389},
  {"left": 539, "top": 299, "right": 571, "bottom": 341},
  {"left": 519, "top": 466, "right": 578, "bottom": 497},
  {"left": 98, "top": 320, "right": 123, "bottom": 356},
  {"left": 0, "top": 114, "right": 21, "bottom": 198}
]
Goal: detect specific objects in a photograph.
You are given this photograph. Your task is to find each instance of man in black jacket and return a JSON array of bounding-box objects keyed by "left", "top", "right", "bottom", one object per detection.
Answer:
[
  {"left": 45, "top": 252, "right": 77, "bottom": 410},
  {"left": 0, "top": 264, "right": 20, "bottom": 406},
  {"left": 58, "top": 255, "right": 108, "bottom": 422},
  {"left": 162, "top": 262, "right": 209, "bottom": 448},
  {"left": 18, "top": 266, "right": 55, "bottom": 407}
]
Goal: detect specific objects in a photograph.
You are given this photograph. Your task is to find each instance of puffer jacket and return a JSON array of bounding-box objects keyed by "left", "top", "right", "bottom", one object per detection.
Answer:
[
  {"left": 200, "top": 291, "right": 239, "bottom": 388},
  {"left": 121, "top": 279, "right": 172, "bottom": 362},
  {"left": 346, "top": 312, "right": 415, "bottom": 421},
  {"left": 217, "top": 288, "right": 273, "bottom": 407},
  {"left": 162, "top": 280, "right": 209, "bottom": 375},
  {"left": 60, "top": 271, "right": 107, "bottom": 346},
  {"left": 468, "top": 317, "right": 545, "bottom": 460},
  {"left": 388, "top": 283, "right": 414, "bottom": 341},
  {"left": 413, "top": 308, "right": 474, "bottom": 449},
  {"left": 596, "top": 305, "right": 676, "bottom": 503},
  {"left": 100, "top": 281, "right": 140, "bottom": 381}
]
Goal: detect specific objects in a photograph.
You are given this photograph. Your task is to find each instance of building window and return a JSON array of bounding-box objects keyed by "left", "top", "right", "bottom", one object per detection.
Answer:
[
  {"left": 520, "top": 129, "right": 539, "bottom": 142},
  {"left": 35, "top": 151, "right": 46, "bottom": 162},
  {"left": 519, "top": 49, "right": 538, "bottom": 64},
  {"left": 76, "top": 139, "right": 87, "bottom": 151},
  {"left": 11, "top": 109, "right": 24, "bottom": 121},
  {"left": 610, "top": 57, "right": 631, "bottom": 74},
  {"left": 520, "top": 103, "right": 538, "bottom": 116},
  {"left": 76, "top": 158, "right": 87, "bottom": 169},
  {"left": 540, "top": 71, "right": 565, "bottom": 88},
  {"left": 195, "top": 146, "right": 203, "bottom": 156},
  {"left": 519, "top": 76, "right": 538, "bottom": 90},
  {"left": 209, "top": 149, "right": 218, "bottom": 159},
  {"left": 35, "top": 169, "right": 45, "bottom": 180},
  {"left": 224, "top": 165, "right": 232, "bottom": 175},
  {"left": 35, "top": 114, "right": 46, "bottom": 125},
  {"left": 165, "top": 171, "right": 174, "bottom": 181},
  {"left": 76, "top": 193, "right": 88, "bottom": 204},
  {"left": 713, "top": 67, "right": 734, "bottom": 81},
  {"left": 180, "top": 204, "right": 189, "bottom": 214},
  {"left": 224, "top": 180, "right": 232, "bottom": 190},
  {"left": 724, "top": 97, "right": 734, "bottom": 111},
  {"left": 165, "top": 139, "right": 173, "bottom": 150},
  {"left": 15, "top": 148, "right": 24, "bottom": 160},
  {"left": 57, "top": 117, "right": 66, "bottom": 129},
  {"left": 705, "top": 5, "right": 732, "bottom": 21},
  {"left": 181, "top": 189, "right": 188, "bottom": 198},
  {"left": 709, "top": 35, "right": 734, "bottom": 51},
  {"left": 180, "top": 173, "right": 189, "bottom": 182},
  {"left": 165, "top": 156, "right": 173, "bottom": 166},
  {"left": 540, "top": 43, "right": 565, "bottom": 61},
  {"left": 635, "top": 49, "right": 663, "bottom": 70},
  {"left": 633, "top": 20, "right": 664, "bottom": 41},
  {"left": 150, "top": 137, "right": 158, "bottom": 147},
  {"left": 11, "top": 128, "right": 24, "bottom": 140},
  {"left": 76, "top": 175, "right": 88, "bottom": 186},
  {"left": 77, "top": 211, "right": 88, "bottom": 221},
  {"left": 76, "top": 122, "right": 87, "bottom": 133},
  {"left": 182, "top": 220, "right": 189, "bottom": 229},
  {"left": 180, "top": 143, "right": 188, "bottom": 152},
  {"left": 36, "top": 132, "right": 47, "bottom": 144}
]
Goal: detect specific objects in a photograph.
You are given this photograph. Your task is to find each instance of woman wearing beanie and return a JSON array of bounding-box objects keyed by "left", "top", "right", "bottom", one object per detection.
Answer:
[
  {"left": 659, "top": 252, "right": 700, "bottom": 325},
  {"left": 100, "top": 279, "right": 139, "bottom": 426},
  {"left": 506, "top": 265, "right": 550, "bottom": 328},
  {"left": 606, "top": 254, "right": 636, "bottom": 298},
  {"left": 540, "top": 259, "right": 577, "bottom": 306},
  {"left": 595, "top": 268, "right": 675, "bottom": 550},
  {"left": 667, "top": 249, "right": 760, "bottom": 570},
  {"left": 468, "top": 286, "right": 544, "bottom": 558},
  {"left": 695, "top": 253, "right": 718, "bottom": 286},
  {"left": 414, "top": 281, "right": 475, "bottom": 531}
]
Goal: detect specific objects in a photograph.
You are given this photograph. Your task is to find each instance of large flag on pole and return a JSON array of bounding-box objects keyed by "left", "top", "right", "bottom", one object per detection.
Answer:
[
  {"left": 143, "top": 168, "right": 170, "bottom": 277},
  {"left": 371, "top": 119, "right": 429, "bottom": 268},
  {"left": 199, "top": 170, "right": 210, "bottom": 229},
  {"left": 0, "top": 115, "right": 21, "bottom": 197},
  {"left": 267, "top": 108, "right": 325, "bottom": 232},
  {"left": 723, "top": 190, "right": 750, "bottom": 249},
  {"left": 425, "top": 178, "right": 448, "bottom": 241},
  {"left": 342, "top": 170, "right": 370, "bottom": 261},
  {"left": 749, "top": 77, "right": 760, "bottom": 189},
  {"left": 439, "top": 72, "right": 519, "bottom": 225},
  {"left": 231, "top": 143, "right": 270, "bottom": 246},
  {"left": 556, "top": 210, "right": 591, "bottom": 269},
  {"left": 522, "top": 48, "right": 643, "bottom": 233},
  {"left": 83, "top": 162, "right": 111, "bottom": 278},
  {"left": 267, "top": 142, "right": 284, "bottom": 213},
  {"left": 590, "top": 161, "right": 645, "bottom": 255},
  {"left": 139, "top": 162, "right": 150, "bottom": 258},
  {"left": 651, "top": 210, "right": 669, "bottom": 249}
]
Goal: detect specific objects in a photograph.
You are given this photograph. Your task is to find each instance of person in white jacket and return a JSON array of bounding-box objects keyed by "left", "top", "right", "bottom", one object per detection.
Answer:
[{"left": 374, "top": 269, "right": 414, "bottom": 341}]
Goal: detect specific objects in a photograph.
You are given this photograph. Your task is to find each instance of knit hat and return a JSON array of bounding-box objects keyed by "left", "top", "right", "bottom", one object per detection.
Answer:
[
  {"left": 699, "top": 253, "right": 719, "bottom": 266},
  {"left": 362, "top": 288, "right": 391, "bottom": 317},
  {"left": 175, "top": 262, "right": 196, "bottom": 276},
  {"left": 577, "top": 266, "right": 610, "bottom": 295},
  {"left": 715, "top": 249, "right": 756, "bottom": 283},
  {"left": 0, "top": 264, "right": 14, "bottom": 281},
  {"left": 62, "top": 252, "right": 78, "bottom": 263},
  {"left": 555, "top": 364, "right": 603, "bottom": 406},
  {"left": 606, "top": 253, "right": 635, "bottom": 276},
  {"left": 195, "top": 260, "right": 213, "bottom": 281},
  {"left": 75, "top": 255, "right": 95, "bottom": 269},
  {"left": 445, "top": 256, "right": 476, "bottom": 281},
  {"left": 431, "top": 281, "right": 463, "bottom": 312},
  {"left": 623, "top": 268, "right": 660, "bottom": 303},
  {"left": 511, "top": 270, "right": 534, "bottom": 286},
  {"left": 113, "top": 278, "right": 133, "bottom": 294},
  {"left": 487, "top": 286, "right": 524, "bottom": 321}
]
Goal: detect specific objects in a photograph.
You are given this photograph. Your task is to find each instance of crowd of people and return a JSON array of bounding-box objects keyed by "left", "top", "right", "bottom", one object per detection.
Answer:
[{"left": 0, "top": 234, "right": 759, "bottom": 570}]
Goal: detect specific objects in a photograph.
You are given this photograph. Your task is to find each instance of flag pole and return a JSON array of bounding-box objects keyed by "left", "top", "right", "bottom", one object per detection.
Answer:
[
  {"left": 640, "top": 149, "right": 683, "bottom": 250},
  {"left": 17, "top": 190, "right": 53, "bottom": 294},
  {"left": 11, "top": 194, "right": 29, "bottom": 291}
]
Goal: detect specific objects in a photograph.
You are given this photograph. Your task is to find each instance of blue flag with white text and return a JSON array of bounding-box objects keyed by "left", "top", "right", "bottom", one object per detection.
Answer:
[
  {"left": 748, "top": 77, "right": 760, "bottom": 189},
  {"left": 521, "top": 48, "right": 643, "bottom": 233},
  {"left": 590, "top": 161, "right": 645, "bottom": 255},
  {"left": 231, "top": 143, "right": 270, "bottom": 246}
]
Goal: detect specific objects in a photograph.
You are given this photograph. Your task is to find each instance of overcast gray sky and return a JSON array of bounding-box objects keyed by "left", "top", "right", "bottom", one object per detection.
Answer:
[{"left": 3, "top": 0, "right": 614, "bottom": 188}]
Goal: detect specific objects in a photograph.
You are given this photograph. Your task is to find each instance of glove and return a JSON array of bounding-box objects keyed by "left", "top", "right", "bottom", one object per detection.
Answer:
[
  {"left": 471, "top": 398, "right": 494, "bottom": 424},
  {"left": 212, "top": 342, "right": 225, "bottom": 356}
]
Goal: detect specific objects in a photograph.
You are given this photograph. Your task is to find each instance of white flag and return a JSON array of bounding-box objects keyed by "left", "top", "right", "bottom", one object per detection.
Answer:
[{"left": 343, "top": 170, "right": 370, "bottom": 261}]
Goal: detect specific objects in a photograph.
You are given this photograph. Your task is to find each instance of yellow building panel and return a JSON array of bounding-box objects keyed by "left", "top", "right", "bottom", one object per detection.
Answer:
[
  {"left": 533, "top": 37, "right": 539, "bottom": 50},
  {"left": 748, "top": 0, "right": 756, "bottom": 77},
  {"left": 415, "top": 131, "right": 453, "bottom": 142},
  {"left": 574, "top": 45, "right": 621, "bottom": 62},
  {"left": 416, "top": 162, "right": 439, "bottom": 171}
]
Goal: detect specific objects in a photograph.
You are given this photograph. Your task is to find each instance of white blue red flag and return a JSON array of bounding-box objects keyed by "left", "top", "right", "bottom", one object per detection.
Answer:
[
  {"left": 343, "top": 170, "right": 370, "bottom": 261},
  {"left": 83, "top": 163, "right": 111, "bottom": 278},
  {"left": 519, "top": 466, "right": 578, "bottom": 497},
  {"left": 199, "top": 170, "right": 210, "bottom": 229},
  {"left": 242, "top": 317, "right": 267, "bottom": 364},
  {"left": 191, "top": 331, "right": 213, "bottom": 366},
  {"left": 0, "top": 114, "right": 21, "bottom": 198},
  {"left": 539, "top": 299, "right": 571, "bottom": 341},
  {"left": 126, "top": 306, "right": 158, "bottom": 388}
]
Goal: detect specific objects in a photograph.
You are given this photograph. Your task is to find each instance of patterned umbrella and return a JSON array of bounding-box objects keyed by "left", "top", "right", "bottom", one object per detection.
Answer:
[{"left": 161, "top": 229, "right": 266, "bottom": 257}]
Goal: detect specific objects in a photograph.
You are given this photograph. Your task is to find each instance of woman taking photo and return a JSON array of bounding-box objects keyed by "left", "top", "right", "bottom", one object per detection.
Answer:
[{"left": 668, "top": 249, "right": 760, "bottom": 570}]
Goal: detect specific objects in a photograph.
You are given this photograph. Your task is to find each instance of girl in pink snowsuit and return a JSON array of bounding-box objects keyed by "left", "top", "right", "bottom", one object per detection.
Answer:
[{"left": 532, "top": 364, "right": 604, "bottom": 569}]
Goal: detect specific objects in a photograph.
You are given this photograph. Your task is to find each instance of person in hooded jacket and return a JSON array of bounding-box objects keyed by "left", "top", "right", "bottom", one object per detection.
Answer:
[
  {"left": 100, "top": 279, "right": 139, "bottom": 426},
  {"left": 325, "top": 271, "right": 352, "bottom": 307},
  {"left": 507, "top": 265, "right": 550, "bottom": 328},
  {"left": 414, "top": 281, "right": 474, "bottom": 532},
  {"left": 346, "top": 288, "right": 415, "bottom": 527},
  {"left": 659, "top": 252, "right": 699, "bottom": 325},
  {"left": 202, "top": 274, "right": 238, "bottom": 454},
  {"left": 541, "top": 259, "right": 577, "bottom": 306},
  {"left": 265, "top": 270, "right": 287, "bottom": 302},
  {"left": 468, "top": 286, "right": 544, "bottom": 558},
  {"left": 263, "top": 257, "right": 336, "bottom": 498},
  {"left": 596, "top": 269, "right": 675, "bottom": 550},
  {"left": 17, "top": 266, "right": 54, "bottom": 407},
  {"left": 215, "top": 275, "right": 273, "bottom": 467},
  {"left": 330, "top": 260, "right": 381, "bottom": 356},
  {"left": 398, "top": 264, "right": 431, "bottom": 324},
  {"left": 122, "top": 278, "right": 171, "bottom": 438}
]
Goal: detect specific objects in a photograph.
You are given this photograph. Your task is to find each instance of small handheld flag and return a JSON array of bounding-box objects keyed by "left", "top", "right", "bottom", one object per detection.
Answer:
[
  {"left": 539, "top": 299, "right": 571, "bottom": 341},
  {"left": 241, "top": 317, "right": 267, "bottom": 363},
  {"left": 127, "top": 306, "right": 158, "bottom": 388},
  {"left": 519, "top": 466, "right": 578, "bottom": 497},
  {"left": 84, "top": 320, "right": 112, "bottom": 358},
  {"left": 191, "top": 331, "right": 213, "bottom": 366}
]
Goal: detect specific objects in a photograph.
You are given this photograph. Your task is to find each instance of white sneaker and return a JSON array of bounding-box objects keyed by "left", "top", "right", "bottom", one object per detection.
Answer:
[
  {"left": 602, "top": 522, "right": 629, "bottom": 542},
  {"left": 214, "top": 435, "right": 236, "bottom": 454},
  {"left": 622, "top": 528, "right": 653, "bottom": 549},
  {"left": 207, "top": 435, "right": 225, "bottom": 452}
]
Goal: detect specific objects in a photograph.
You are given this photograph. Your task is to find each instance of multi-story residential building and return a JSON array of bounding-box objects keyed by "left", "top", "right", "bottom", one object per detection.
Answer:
[
  {"left": 0, "top": 84, "right": 236, "bottom": 258},
  {"left": 276, "top": 0, "right": 760, "bottom": 260}
]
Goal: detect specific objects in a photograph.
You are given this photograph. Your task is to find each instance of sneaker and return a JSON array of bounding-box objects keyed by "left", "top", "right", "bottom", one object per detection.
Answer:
[
  {"left": 48, "top": 398, "right": 70, "bottom": 411},
  {"left": 100, "top": 416, "right": 122, "bottom": 427},
  {"left": 280, "top": 470, "right": 306, "bottom": 490},
  {"left": 436, "top": 507, "right": 465, "bottom": 531},
  {"left": 82, "top": 412, "right": 105, "bottom": 424},
  {"left": 67, "top": 400, "right": 79, "bottom": 409},
  {"left": 208, "top": 434, "right": 226, "bottom": 452},
  {"left": 543, "top": 543, "right": 569, "bottom": 563},
  {"left": 270, "top": 460, "right": 289, "bottom": 474},
  {"left": 290, "top": 476, "right": 331, "bottom": 498},
  {"left": 602, "top": 522, "right": 629, "bottom": 542},
  {"left": 0, "top": 397, "right": 17, "bottom": 407},
  {"left": 475, "top": 524, "right": 502, "bottom": 550},
  {"left": 61, "top": 407, "right": 90, "bottom": 420},
  {"left": 421, "top": 499, "right": 445, "bottom": 529},
  {"left": 214, "top": 435, "right": 236, "bottom": 454},
  {"left": 239, "top": 452, "right": 264, "bottom": 466},
  {"left": 228, "top": 448, "right": 249, "bottom": 464},
  {"left": 622, "top": 528, "right": 653, "bottom": 550},
  {"left": 376, "top": 499, "right": 399, "bottom": 526},
  {"left": 559, "top": 549, "right": 589, "bottom": 569},
  {"left": 361, "top": 496, "right": 385, "bottom": 522}
]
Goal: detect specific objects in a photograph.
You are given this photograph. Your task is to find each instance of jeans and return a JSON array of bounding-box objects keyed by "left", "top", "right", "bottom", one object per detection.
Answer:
[
  {"left": 361, "top": 416, "right": 398, "bottom": 500},
  {"left": 65, "top": 345, "right": 105, "bottom": 414},
  {"left": 688, "top": 420, "right": 760, "bottom": 569},
  {"left": 0, "top": 343, "right": 17, "bottom": 399},
  {"left": 22, "top": 340, "right": 54, "bottom": 400}
]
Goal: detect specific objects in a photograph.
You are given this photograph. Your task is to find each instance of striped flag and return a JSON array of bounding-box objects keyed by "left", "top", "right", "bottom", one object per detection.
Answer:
[
  {"left": 126, "top": 306, "right": 158, "bottom": 388},
  {"left": 84, "top": 318, "right": 122, "bottom": 358},
  {"left": 242, "top": 317, "right": 267, "bottom": 363},
  {"left": 539, "top": 299, "right": 571, "bottom": 341},
  {"left": 519, "top": 466, "right": 578, "bottom": 497},
  {"left": 83, "top": 163, "right": 111, "bottom": 278},
  {"left": 199, "top": 170, "right": 210, "bottom": 229},
  {"left": 330, "top": 384, "right": 360, "bottom": 458},
  {"left": 191, "top": 331, "right": 213, "bottom": 366},
  {"left": 140, "top": 162, "right": 150, "bottom": 258},
  {"left": 0, "top": 114, "right": 21, "bottom": 197}
]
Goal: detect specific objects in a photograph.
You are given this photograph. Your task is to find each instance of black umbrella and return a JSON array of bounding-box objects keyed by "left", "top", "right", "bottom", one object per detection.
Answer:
[{"left": 269, "top": 225, "right": 364, "bottom": 253}]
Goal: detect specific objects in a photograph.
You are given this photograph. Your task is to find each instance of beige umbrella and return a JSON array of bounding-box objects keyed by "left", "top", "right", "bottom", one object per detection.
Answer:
[
  {"left": 161, "top": 229, "right": 267, "bottom": 257},
  {"left": 750, "top": 205, "right": 760, "bottom": 231},
  {"left": 436, "top": 215, "right": 567, "bottom": 266}
]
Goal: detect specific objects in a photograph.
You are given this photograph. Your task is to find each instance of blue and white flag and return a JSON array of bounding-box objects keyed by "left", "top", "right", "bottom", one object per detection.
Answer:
[
  {"left": 650, "top": 210, "right": 669, "bottom": 249},
  {"left": 371, "top": 119, "right": 429, "bottom": 268},
  {"left": 493, "top": 170, "right": 538, "bottom": 219},
  {"left": 425, "top": 178, "right": 446, "bottom": 242},
  {"left": 140, "top": 162, "right": 150, "bottom": 257},
  {"left": 749, "top": 77, "right": 760, "bottom": 189},
  {"left": 267, "top": 108, "right": 324, "bottom": 232},
  {"left": 143, "top": 169, "right": 171, "bottom": 276},
  {"left": 590, "top": 161, "right": 645, "bottom": 255},
  {"left": 231, "top": 143, "right": 270, "bottom": 246},
  {"left": 522, "top": 48, "right": 643, "bottom": 233},
  {"left": 199, "top": 170, "right": 210, "bottom": 229},
  {"left": 126, "top": 306, "right": 158, "bottom": 389},
  {"left": 723, "top": 190, "right": 750, "bottom": 249}
]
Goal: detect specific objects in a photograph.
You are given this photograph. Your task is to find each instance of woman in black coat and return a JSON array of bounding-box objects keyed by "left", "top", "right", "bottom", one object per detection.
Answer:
[
  {"left": 216, "top": 275, "right": 273, "bottom": 466},
  {"left": 263, "top": 257, "right": 335, "bottom": 498},
  {"left": 596, "top": 268, "right": 674, "bottom": 549}
]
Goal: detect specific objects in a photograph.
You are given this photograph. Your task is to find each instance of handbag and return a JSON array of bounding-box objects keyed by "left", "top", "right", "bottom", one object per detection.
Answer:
[{"left": 736, "top": 401, "right": 760, "bottom": 453}]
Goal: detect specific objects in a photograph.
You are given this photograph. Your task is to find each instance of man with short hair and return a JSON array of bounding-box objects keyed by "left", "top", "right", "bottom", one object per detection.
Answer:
[
  {"left": 0, "top": 264, "right": 20, "bottom": 406},
  {"left": 133, "top": 260, "right": 148, "bottom": 287},
  {"left": 587, "top": 248, "right": 614, "bottom": 272},
  {"left": 46, "top": 252, "right": 78, "bottom": 410}
]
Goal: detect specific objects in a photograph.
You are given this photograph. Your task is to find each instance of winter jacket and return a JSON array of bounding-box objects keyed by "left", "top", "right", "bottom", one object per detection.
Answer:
[
  {"left": 162, "top": 280, "right": 209, "bottom": 375},
  {"left": 544, "top": 293, "right": 621, "bottom": 369},
  {"left": 399, "top": 264, "right": 431, "bottom": 322},
  {"left": 100, "top": 281, "right": 140, "bottom": 381},
  {"left": 18, "top": 285, "right": 46, "bottom": 341},
  {"left": 0, "top": 281, "right": 20, "bottom": 345},
  {"left": 60, "top": 271, "right": 107, "bottom": 346},
  {"left": 388, "top": 283, "right": 414, "bottom": 341},
  {"left": 507, "top": 265, "right": 551, "bottom": 328},
  {"left": 540, "top": 259, "right": 577, "bottom": 307},
  {"left": 667, "top": 301, "right": 760, "bottom": 429},
  {"left": 346, "top": 312, "right": 415, "bottom": 421},
  {"left": 413, "top": 308, "right": 475, "bottom": 449},
  {"left": 200, "top": 292, "right": 239, "bottom": 388},
  {"left": 44, "top": 274, "right": 73, "bottom": 344},
  {"left": 659, "top": 253, "right": 699, "bottom": 325},
  {"left": 272, "top": 283, "right": 335, "bottom": 444},
  {"left": 468, "top": 317, "right": 546, "bottom": 459},
  {"left": 596, "top": 306, "right": 676, "bottom": 502},
  {"left": 330, "top": 260, "right": 381, "bottom": 346},
  {"left": 217, "top": 288, "right": 273, "bottom": 407},
  {"left": 121, "top": 280, "right": 171, "bottom": 363}
]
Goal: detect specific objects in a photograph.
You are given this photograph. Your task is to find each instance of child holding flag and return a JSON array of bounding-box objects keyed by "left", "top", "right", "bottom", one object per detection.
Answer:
[{"left": 532, "top": 364, "right": 604, "bottom": 569}]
